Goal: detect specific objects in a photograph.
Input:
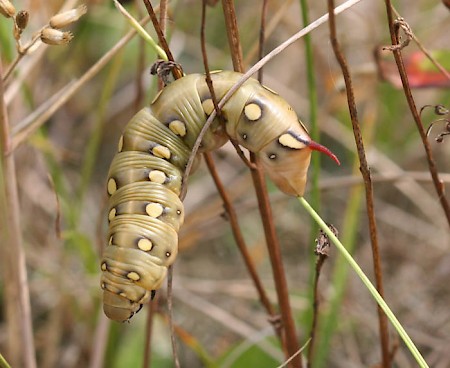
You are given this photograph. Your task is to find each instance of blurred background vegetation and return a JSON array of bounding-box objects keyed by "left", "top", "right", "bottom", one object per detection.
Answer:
[{"left": 0, "top": 0, "right": 449, "bottom": 367}]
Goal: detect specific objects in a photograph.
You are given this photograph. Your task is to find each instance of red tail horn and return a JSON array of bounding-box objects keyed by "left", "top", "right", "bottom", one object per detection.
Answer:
[{"left": 308, "top": 140, "right": 340, "bottom": 165}]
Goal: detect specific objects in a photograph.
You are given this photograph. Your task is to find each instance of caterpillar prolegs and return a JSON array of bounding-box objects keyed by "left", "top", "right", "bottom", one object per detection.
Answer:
[{"left": 101, "top": 71, "right": 339, "bottom": 322}]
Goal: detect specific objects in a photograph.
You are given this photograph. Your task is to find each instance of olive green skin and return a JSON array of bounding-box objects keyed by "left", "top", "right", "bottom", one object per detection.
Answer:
[{"left": 101, "top": 71, "right": 314, "bottom": 322}]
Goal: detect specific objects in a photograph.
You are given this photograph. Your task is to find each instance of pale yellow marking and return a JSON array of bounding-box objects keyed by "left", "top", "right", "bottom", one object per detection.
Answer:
[
  {"left": 152, "top": 145, "right": 171, "bottom": 159},
  {"left": 146, "top": 203, "right": 164, "bottom": 218},
  {"left": 137, "top": 238, "right": 153, "bottom": 251},
  {"left": 101, "top": 262, "right": 107, "bottom": 271},
  {"left": 108, "top": 208, "right": 117, "bottom": 221},
  {"left": 210, "top": 70, "right": 222, "bottom": 74},
  {"left": 118, "top": 135, "right": 124, "bottom": 152},
  {"left": 151, "top": 90, "right": 163, "bottom": 104},
  {"left": 149, "top": 170, "right": 166, "bottom": 184},
  {"left": 119, "top": 292, "right": 127, "bottom": 298},
  {"left": 107, "top": 178, "right": 117, "bottom": 195},
  {"left": 202, "top": 99, "right": 215, "bottom": 115},
  {"left": 262, "top": 84, "right": 278, "bottom": 95},
  {"left": 169, "top": 120, "right": 187, "bottom": 137},
  {"left": 101, "top": 282, "right": 106, "bottom": 289},
  {"left": 166, "top": 252, "right": 171, "bottom": 257},
  {"left": 127, "top": 271, "right": 140, "bottom": 281},
  {"left": 244, "top": 103, "right": 262, "bottom": 121},
  {"left": 278, "top": 133, "right": 305, "bottom": 149},
  {"left": 109, "top": 236, "right": 113, "bottom": 245}
]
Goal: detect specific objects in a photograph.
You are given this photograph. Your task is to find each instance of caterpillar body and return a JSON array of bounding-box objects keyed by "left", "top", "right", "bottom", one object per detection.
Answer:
[{"left": 101, "top": 71, "right": 338, "bottom": 322}]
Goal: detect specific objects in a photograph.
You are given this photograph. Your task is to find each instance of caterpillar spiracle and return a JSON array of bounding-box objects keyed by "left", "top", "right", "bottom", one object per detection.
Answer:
[{"left": 100, "top": 71, "right": 339, "bottom": 322}]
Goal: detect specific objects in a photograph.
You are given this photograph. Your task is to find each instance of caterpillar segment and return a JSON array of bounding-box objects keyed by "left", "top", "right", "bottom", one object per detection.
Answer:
[{"left": 101, "top": 71, "right": 339, "bottom": 322}]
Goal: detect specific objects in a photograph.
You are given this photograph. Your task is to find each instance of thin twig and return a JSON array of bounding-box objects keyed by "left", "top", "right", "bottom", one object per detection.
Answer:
[
  {"left": 167, "top": 266, "right": 180, "bottom": 368},
  {"left": 134, "top": 0, "right": 146, "bottom": 111},
  {"left": 307, "top": 226, "right": 335, "bottom": 367},
  {"left": 390, "top": 7, "right": 450, "bottom": 81},
  {"left": 257, "top": 0, "right": 269, "bottom": 83},
  {"left": 200, "top": 1, "right": 278, "bottom": 326},
  {"left": 203, "top": 153, "right": 282, "bottom": 336},
  {"left": 143, "top": 294, "right": 158, "bottom": 368},
  {"left": 221, "top": 0, "right": 302, "bottom": 365},
  {"left": 141, "top": 0, "right": 182, "bottom": 80},
  {"left": 221, "top": 0, "right": 244, "bottom": 72},
  {"left": 383, "top": 0, "right": 450, "bottom": 227},
  {"left": 200, "top": 0, "right": 222, "bottom": 121},
  {"left": 139, "top": 2, "right": 181, "bottom": 366},
  {"left": 249, "top": 152, "right": 301, "bottom": 368},
  {"left": 326, "top": 1, "right": 390, "bottom": 366},
  {"left": 88, "top": 311, "right": 110, "bottom": 368},
  {"left": 0, "top": 58, "right": 36, "bottom": 368}
]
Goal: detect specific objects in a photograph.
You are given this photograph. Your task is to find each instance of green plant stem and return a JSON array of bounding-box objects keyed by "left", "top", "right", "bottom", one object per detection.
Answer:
[
  {"left": 298, "top": 196, "right": 429, "bottom": 368},
  {"left": 299, "top": 0, "right": 322, "bottom": 343},
  {"left": 312, "top": 173, "right": 363, "bottom": 368},
  {"left": 0, "top": 354, "right": 12, "bottom": 368},
  {"left": 113, "top": 0, "right": 167, "bottom": 61},
  {"left": 299, "top": 0, "right": 320, "bottom": 212}
]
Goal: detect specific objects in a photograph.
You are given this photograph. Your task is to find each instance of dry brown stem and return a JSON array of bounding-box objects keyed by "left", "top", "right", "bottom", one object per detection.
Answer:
[
  {"left": 200, "top": 0, "right": 280, "bottom": 338},
  {"left": 0, "top": 57, "right": 36, "bottom": 368},
  {"left": 327, "top": 1, "right": 390, "bottom": 366},
  {"left": 221, "top": 0, "right": 302, "bottom": 366},
  {"left": 384, "top": 0, "right": 450, "bottom": 228}
]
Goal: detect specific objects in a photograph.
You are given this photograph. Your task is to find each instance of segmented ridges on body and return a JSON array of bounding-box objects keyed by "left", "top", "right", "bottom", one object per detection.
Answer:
[
  {"left": 101, "top": 108, "right": 189, "bottom": 322},
  {"left": 101, "top": 71, "right": 315, "bottom": 322}
]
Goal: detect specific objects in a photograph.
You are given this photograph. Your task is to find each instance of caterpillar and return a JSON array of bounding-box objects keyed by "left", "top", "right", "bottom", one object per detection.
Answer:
[{"left": 100, "top": 70, "right": 339, "bottom": 322}]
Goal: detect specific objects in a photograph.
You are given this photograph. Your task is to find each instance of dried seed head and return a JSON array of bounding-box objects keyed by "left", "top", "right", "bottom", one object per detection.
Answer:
[
  {"left": 435, "top": 104, "right": 449, "bottom": 116},
  {"left": 49, "top": 4, "right": 87, "bottom": 29},
  {"left": 0, "top": 0, "right": 16, "bottom": 18},
  {"left": 40, "top": 28, "right": 74, "bottom": 46},
  {"left": 16, "top": 10, "right": 29, "bottom": 30}
]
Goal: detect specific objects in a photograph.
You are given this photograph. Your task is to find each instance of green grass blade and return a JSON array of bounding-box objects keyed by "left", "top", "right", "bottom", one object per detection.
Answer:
[{"left": 299, "top": 196, "right": 429, "bottom": 368}]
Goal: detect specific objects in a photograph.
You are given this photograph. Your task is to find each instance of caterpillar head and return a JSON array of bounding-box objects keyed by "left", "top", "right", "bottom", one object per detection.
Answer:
[{"left": 259, "top": 129, "right": 339, "bottom": 197}]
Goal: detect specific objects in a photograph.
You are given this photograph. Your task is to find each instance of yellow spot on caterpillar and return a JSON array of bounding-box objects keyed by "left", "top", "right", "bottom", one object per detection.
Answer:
[
  {"left": 146, "top": 203, "right": 164, "bottom": 218},
  {"left": 101, "top": 283, "right": 106, "bottom": 289},
  {"left": 202, "top": 99, "right": 215, "bottom": 115},
  {"left": 118, "top": 135, "right": 124, "bottom": 152},
  {"left": 152, "top": 145, "right": 171, "bottom": 159},
  {"left": 107, "top": 178, "right": 117, "bottom": 195},
  {"left": 169, "top": 120, "right": 187, "bottom": 137},
  {"left": 149, "top": 170, "right": 166, "bottom": 184},
  {"left": 127, "top": 271, "right": 140, "bottom": 281},
  {"left": 101, "top": 262, "right": 107, "bottom": 271},
  {"left": 109, "top": 236, "right": 113, "bottom": 245},
  {"left": 244, "top": 103, "right": 262, "bottom": 121},
  {"left": 119, "top": 292, "right": 127, "bottom": 298},
  {"left": 278, "top": 133, "right": 305, "bottom": 149},
  {"left": 108, "top": 208, "right": 116, "bottom": 221},
  {"left": 166, "top": 252, "right": 171, "bottom": 257},
  {"left": 138, "top": 238, "right": 153, "bottom": 251}
]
